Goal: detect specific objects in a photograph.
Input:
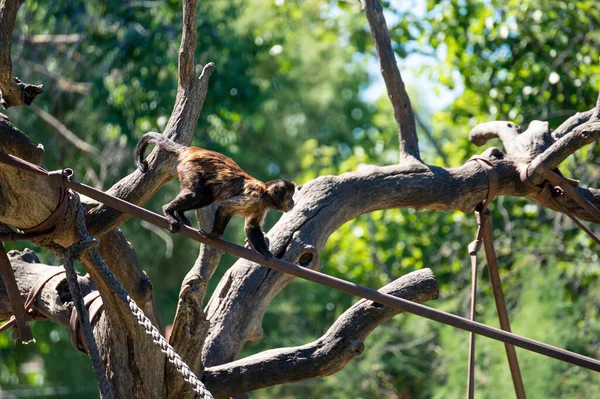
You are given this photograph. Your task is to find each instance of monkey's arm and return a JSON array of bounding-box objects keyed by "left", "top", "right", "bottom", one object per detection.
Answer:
[{"left": 244, "top": 217, "right": 272, "bottom": 259}]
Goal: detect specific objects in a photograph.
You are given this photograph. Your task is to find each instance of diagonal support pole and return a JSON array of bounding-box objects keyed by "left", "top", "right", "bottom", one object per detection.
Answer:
[
  {"left": 480, "top": 210, "right": 526, "bottom": 399},
  {"left": 0, "top": 242, "right": 33, "bottom": 342}
]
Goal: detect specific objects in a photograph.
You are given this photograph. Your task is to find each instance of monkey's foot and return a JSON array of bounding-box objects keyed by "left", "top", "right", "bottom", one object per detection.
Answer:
[
  {"left": 199, "top": 229, "right": 219, "bottom": 239},
  {"left": 168, "top": 221, "right": 182, "bottom": 234}
]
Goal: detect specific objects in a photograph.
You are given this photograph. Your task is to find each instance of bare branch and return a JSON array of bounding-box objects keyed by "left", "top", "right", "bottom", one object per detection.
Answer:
[
  {"left": 28, "top": 104, "right": 100, "bottom": 155},
  {"left": 0, "top": 249, "right": 94, "bottom": 326},
  {"left": 203, "top": 269, "right": 438, "bottom": 398},
  {"left": 0, "top": 0, "right": 43, "bottom": 108},
  {"left": 178, "top": 0, "right": 198, "bottom": 89},
  {"left": 470, "top": 120, "right": 554, "bottom": 162},
  {"left": 469, "top": 121, "right": 522, "bottom": 151},
  {"left": 362, "top": 0, "right": 420, "bottom": 163},
  {"left": 528, "top": 121, "right": 600, "bottom": 184},
  {"left": 552, "top": 109, "right": 594, "bottom": 140}
]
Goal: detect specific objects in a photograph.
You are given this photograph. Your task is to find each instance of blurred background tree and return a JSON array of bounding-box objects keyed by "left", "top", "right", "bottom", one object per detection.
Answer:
[{"left": 1, "top": 0, "right": 599, "bottom": 397}]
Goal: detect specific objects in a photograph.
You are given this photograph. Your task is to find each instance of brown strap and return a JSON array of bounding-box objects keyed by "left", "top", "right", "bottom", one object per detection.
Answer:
[
  {"left": 22, "top": 186, "right": 69, "bottom": 234},
  {"left": 0, "top": 243, "right": 33, "bottom": 343},
  {"left": 69, "top": 291, "right": 104, "bottom": 354},
  {"left": 0, "top": 267, "right": 66, "bottom": 335}
]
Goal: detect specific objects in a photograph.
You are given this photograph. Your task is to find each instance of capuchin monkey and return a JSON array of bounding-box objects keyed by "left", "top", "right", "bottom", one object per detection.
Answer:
[{"left": 136, "top": 132, "right": 295, "bottom": 258}]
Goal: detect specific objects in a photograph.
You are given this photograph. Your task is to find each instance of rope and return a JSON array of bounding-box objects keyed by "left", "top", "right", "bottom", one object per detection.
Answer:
[{"left": 66, "top": 194, "right": 213, "bottom": 398}]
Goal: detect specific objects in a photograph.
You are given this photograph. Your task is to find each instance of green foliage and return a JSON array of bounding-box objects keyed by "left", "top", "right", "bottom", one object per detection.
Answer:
[{"left": 1, "top": 0, "right": 600, "bottom": 398}]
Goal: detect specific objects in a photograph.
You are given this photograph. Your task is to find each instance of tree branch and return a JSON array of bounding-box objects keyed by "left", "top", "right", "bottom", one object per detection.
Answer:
[
  {"left": 0, "top": 249, "right": 94, "bottom": 326},
  {"left": 528, "top": 121, "right": 600, "bottom": 184},
  {"left": 0, "top": 0, "right": 43, "bottom": 108},
  {"left": 167, "top": 203, "right": 221, "bottom": 399},
  {"left": 203, "top": 269, "right": 438, "bottom": 398},
  {"left": 362, "top": 0, "right": 420, "bottom": 164}
]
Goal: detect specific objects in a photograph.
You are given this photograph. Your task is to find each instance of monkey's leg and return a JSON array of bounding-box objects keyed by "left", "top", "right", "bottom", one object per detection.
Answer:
[
  {"left": 245, "top": 219, "right": 272, "bottom": 259},
  {"left": 175, "top": 211, "right": 192, "bottom": 227},
  {"left": 162, "top": 191, "right": 199, "bottom": 233},
  {"left": 202, "top": 206, "right": 232, "bottom": 238}
]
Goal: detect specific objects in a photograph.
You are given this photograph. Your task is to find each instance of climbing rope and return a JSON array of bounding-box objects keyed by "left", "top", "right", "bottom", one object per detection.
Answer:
[{"left": 65, "top": 190, "right": 214, "bottom": 398}]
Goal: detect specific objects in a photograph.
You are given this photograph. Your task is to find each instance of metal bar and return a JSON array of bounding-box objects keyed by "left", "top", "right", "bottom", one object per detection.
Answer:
[
  {"left": 539, "top": 165, "right": 600, "bottom": 221},
  {"left": 60, "top": 178, "right": 600, "bottom": 373},
  {"left": 481, "top": 211, "right": 527, "bottom": 399},
  {"left": 466, "top": 245, "right": 479, "bottom": 399},
  {"left": 551, "top": 198, "right": 600, "bottom": 246},
  {"left": 0, "top": 242, "right": 33, "bottom": 342},
  {"left": 1, "top": 153, "right": 600, "bottom": 372}
]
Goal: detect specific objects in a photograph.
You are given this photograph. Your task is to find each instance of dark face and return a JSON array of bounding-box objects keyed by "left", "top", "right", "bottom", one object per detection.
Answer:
[{"left": 266, "top": 180, "right": 295, "bottom": 212}]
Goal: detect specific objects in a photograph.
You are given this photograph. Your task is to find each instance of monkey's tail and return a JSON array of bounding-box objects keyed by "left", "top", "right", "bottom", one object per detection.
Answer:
[{"left": 136, "top": 132, "right": 186, "bottom": 172}]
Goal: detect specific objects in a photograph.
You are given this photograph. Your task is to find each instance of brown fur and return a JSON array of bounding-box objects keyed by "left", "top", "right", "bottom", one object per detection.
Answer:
[{"left": 136, "top": 132, "right": 295, "bottom": 257}]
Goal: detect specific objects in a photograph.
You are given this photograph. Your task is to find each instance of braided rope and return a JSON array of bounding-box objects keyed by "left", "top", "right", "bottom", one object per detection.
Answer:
[{"left": 70, "top": 197, "right": 214, "bottom": 398}]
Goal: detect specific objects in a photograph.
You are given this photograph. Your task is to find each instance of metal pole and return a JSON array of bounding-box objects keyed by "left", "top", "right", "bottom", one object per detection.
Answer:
[
  {"left": 1, "top": 152, "right": 600, "bottom": 373},
  {"left": 481, "top": 211, "right": 526, "bottom": 398}
]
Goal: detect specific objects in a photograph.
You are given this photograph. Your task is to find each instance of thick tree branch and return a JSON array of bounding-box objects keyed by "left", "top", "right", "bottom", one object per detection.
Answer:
[
  {"left": 0, "top": 249, "right": 94, "bottom": 326},
  {"left": 167, "top": 203, "right": 221, "bottom": 399},
  {"left": 0, "top": 0, "right": 43, "bottom": 108},
  {"left": 203, "top": 105, "right": 600, "bottom": 367},
  {"left": 362, "top": 0, "right": 420, "bottom": 163},
  {"left": 552, "top": 109, "right": 594, "bottom": 140},
  {"left": 528, "top": 121, "right": 600, "bottom": 184},
  {"left": 0, "top": 115, "right": 166, "bottom": 397},
  {"left": 203, "top": 269, "right": 438, "bottom": 398}
]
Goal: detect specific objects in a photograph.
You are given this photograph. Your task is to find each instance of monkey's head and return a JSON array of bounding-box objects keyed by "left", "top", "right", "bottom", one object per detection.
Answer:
[{"left": 265, "top": 180, "right": 296, "bottom": 212}]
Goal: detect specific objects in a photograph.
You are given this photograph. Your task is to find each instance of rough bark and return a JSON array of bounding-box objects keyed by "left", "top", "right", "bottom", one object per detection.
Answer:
[
  {"left": 1, "top": 0, "right": 600, "bottom": 397},
  {"left": 0, "top": 248, "right": 94, "bottom": 325},
  {"left": 167, "top": 203, "right": 221, "bottom": 399},
  {"left": 203, "top": 268, "right": 439, "bottom": 398},
  {"left": 202, "top": 111, "right": 600, "bottom": 368},
  {"left": 0, "top": 0, "right": 43, "bottom": 109}
]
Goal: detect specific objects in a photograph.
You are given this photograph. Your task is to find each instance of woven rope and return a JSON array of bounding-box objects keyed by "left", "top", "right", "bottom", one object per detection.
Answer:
[{"left": 67, "top": 195, "right": 213, "bottom": 398}]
